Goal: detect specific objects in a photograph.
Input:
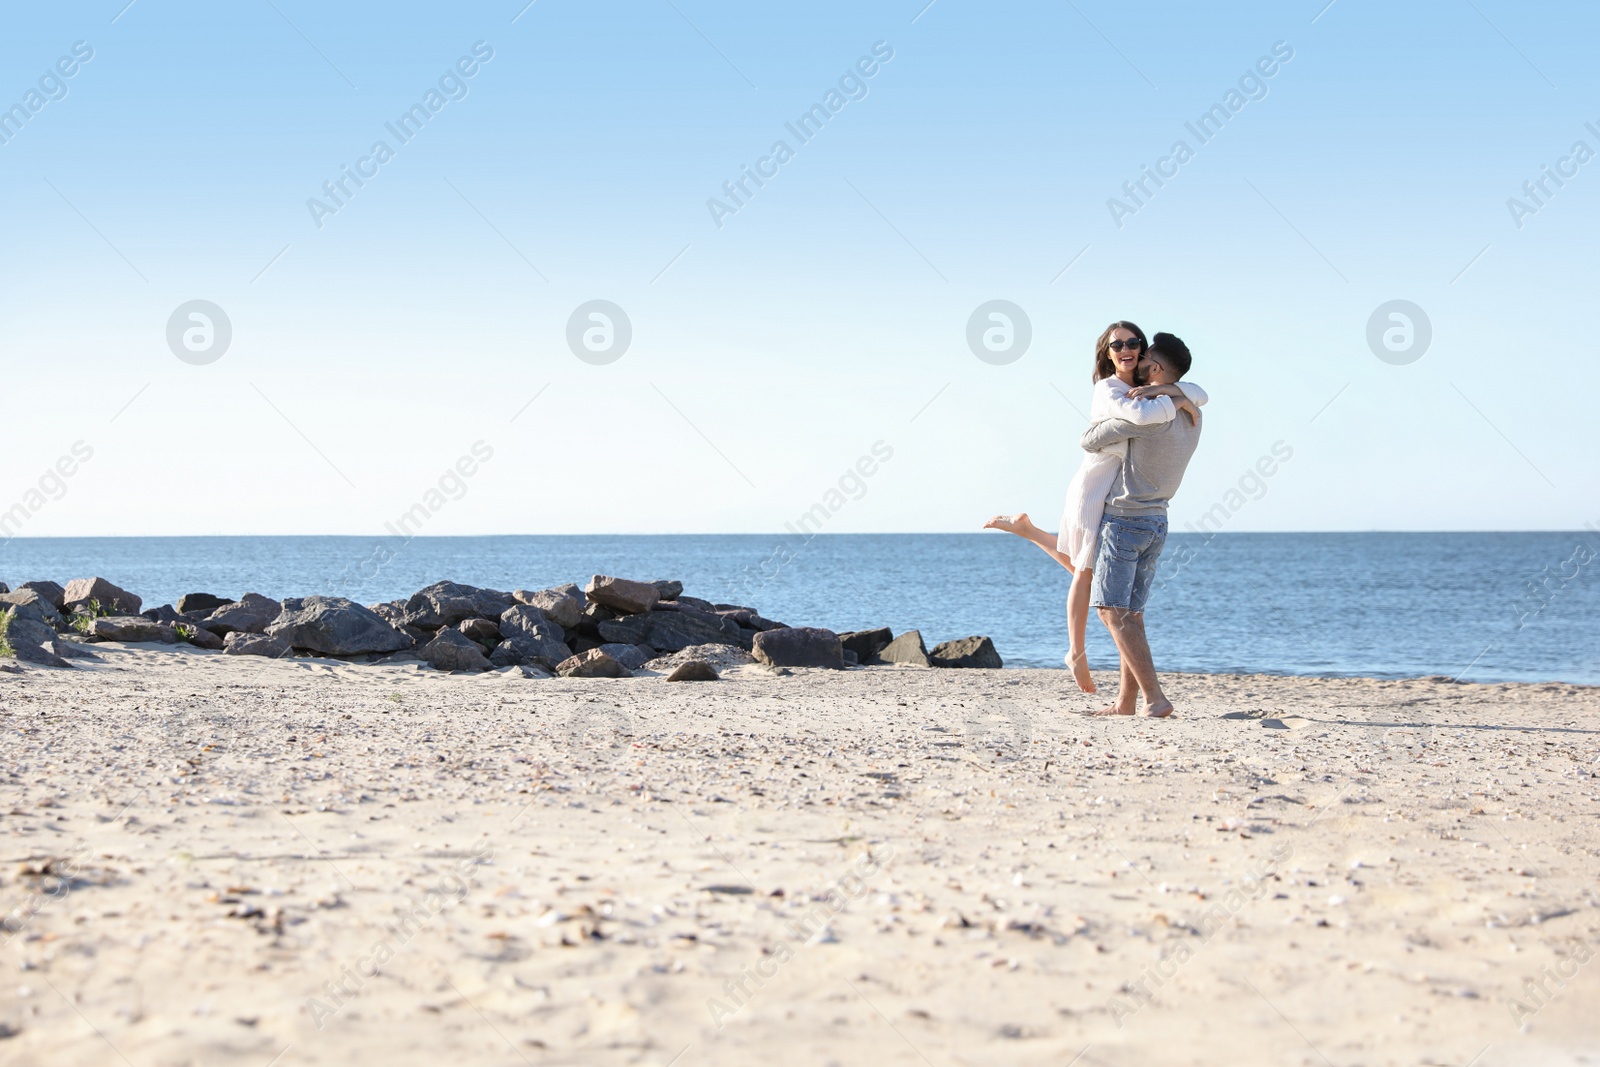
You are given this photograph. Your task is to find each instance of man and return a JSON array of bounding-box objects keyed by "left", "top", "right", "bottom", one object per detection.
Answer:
[{"left": 1080, "top": 332, "right": 1201, "bottom": 718}]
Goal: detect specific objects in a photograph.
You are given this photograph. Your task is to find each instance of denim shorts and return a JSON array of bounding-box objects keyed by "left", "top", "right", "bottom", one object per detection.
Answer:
[{"left": 1090, "top": 514, "right": 1168, "bottom": 612}]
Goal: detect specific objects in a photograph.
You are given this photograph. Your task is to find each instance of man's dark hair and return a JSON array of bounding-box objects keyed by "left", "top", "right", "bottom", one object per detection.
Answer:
[{"left": 1148, "top": 332, "right": 1192, "bottom": 378}]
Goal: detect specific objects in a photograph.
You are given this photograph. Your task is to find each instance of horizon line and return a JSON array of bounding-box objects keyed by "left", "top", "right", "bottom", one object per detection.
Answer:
[{"left": 4, "top": 529, "right": 1597, "bottom": 542}]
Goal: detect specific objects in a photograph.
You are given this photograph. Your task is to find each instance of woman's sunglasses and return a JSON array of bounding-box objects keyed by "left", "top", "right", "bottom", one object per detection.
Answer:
[{"left": 1108, "top": 339, "right": 1145, "bottom": 352}]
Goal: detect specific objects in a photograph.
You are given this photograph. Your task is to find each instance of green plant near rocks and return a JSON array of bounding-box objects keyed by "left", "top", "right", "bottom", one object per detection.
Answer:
[
  {"left": 0, "top": 609, "right": 15, "bottom": 659},
  {"left": 69, "top": 597, "right": 113, "bottom": 629},
  {"left": 68, "top": 597, "right": 115, "bottom": 635},
  {"left": 173, "top": 623, "right": 197, "bottom": 645}
]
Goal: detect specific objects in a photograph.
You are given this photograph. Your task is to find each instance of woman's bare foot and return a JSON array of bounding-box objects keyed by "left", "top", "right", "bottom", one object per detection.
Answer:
[
  {"left": 985, "top": 512, "right": 1076, "bottom": 573},
  {"left": 1065, "top": 649, "right": 1096, "bottom": 693},
  {"left": 1143, "top": 699, "right": 1175, "bottom": 718},
  {"left": 983, "top": 512, "right": 1031, "bottom": 534}
]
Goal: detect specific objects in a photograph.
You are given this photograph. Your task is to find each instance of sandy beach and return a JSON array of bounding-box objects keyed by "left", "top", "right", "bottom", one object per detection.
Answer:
[{"left": 2, "top": 645, "right": 1597, "bottom": 1066}]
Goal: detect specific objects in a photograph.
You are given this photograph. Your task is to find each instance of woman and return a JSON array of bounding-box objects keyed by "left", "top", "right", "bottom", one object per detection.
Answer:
[{"left": 985, "top": 321, "right": 1206, "bottom": 692}]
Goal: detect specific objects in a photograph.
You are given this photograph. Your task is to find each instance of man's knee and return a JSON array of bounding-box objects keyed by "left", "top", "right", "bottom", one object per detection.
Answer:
[{"left": 1098, "top": 607, "right": 1135, "bottom": 630}]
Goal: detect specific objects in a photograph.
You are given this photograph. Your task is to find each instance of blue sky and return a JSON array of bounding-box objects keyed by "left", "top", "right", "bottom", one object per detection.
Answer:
[{"left": 2, "top": 0, "right": 1595, "bottom": 535}]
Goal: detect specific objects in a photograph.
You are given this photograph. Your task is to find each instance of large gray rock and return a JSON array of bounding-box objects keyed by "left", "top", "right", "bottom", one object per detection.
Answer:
[
  {"left": 555, "top": 648, "right": 628, "bottom": 678},
  {"left": 92, "top": 616, "right": 178, "bottom": 644},
  {"left": 402, "top": 581, "right": 514, "bottom": 630},
  {"left": 2, "top": 608, "right": 71, "bottom": 668},
  {"left": 512, "top": 584, "right": 584, "bottom": 629},
  {"left": 372, "top": 602, "right": 430, "bottom": 648},
  {"left": 223, "top": 632, "right": 294, "bottom": 658},
  {"left": 142, "top": 604, "right": 184, "bottom": 624},
  {"left": 370, "top": 601, "right": 408, "bottom": 627},
  {"left": 2, "top": 600, "right": 56, "bottom": 630},
  {"left": 666, "top": 659, "right": 719, "bottom": 682},
  {"left": 651, "top": 580, "right": 684, "bottom": 601},
  {"left": 201, "top": 593, "right": 281, "bottom": 636},
  {"left": 16, "top": 581, "right": 65, "bottom": 611},
  {"left": 458, "top": 618, "right": 501, "bottom": 646},
  {"left": 1, "top": 589, "right": 63, "bottom": 627},
  {"left": 419, "top": 628, "right": 493, "bottom": 672},
  {"left": 929, "top": 635, "right": 1003, "bottom": 669},
  {"left": 598, "top": 642, "right": 654, "bottom": 670},
  {"left": 572, "top": 600, "right": 619, "bottom": 639},
  {"left": 490, "top": 634, "right": 572, "bottom": 671},
  {"left": 585, "top": 575, "right": 659, "bottom": 615},
  {"left": 751, "top": 626, "right": 845, "bottom": 670},
  {"left": 841, "top": 628, "right": 894, "bottom": 663},
  {"left": 598, "top": 607, "right": 746, "bottom": 652},
  {"left": 498, "top": 604, "right": 550, "bottom": 638},
  {"left": 177, "top": 592, "right": 234, "bottom": 616},
  {"left": 268, "top": 597, "right": 413, "bottom": 656},
  {"left": 724, "top": 610, "right": 784, "bottom": 632},
  {"left": 488, "top": 639, "right": 527, "bottom": 668},
  {"left": 876, "top": 630, "right": 930, "bottom": 667},
  {"left": 172, "top": 621, "right": 225, "bottom": 650},
  {"left": 497, "top": 606, "right": 573, "bottom": 666},
  {"left": 62, "top": 577, "right": 141, "bottom": 616}
]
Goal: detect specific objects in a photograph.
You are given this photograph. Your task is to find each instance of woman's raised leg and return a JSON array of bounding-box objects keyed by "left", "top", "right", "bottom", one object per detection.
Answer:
[{"left": 983, "top": 513, "right": 1075, "bottom": 572}]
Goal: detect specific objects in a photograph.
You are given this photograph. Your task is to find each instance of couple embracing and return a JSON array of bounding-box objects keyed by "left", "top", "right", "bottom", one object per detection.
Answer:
[{"left": 987, "top": 321, "right": 1205, "bottom": 717}]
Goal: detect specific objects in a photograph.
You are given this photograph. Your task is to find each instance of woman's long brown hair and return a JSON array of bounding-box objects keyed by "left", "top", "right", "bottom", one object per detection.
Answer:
[{"left": 1093, "top": 320, "right": 1148, "bottom": 382}]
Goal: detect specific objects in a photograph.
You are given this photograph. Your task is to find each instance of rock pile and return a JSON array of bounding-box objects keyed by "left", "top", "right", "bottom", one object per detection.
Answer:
[{"left": 1, "top": 573, "right": 1003, "bottom": 677}]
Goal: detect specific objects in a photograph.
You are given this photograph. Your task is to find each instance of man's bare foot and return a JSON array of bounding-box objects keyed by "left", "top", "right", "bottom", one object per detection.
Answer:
[
  {"left": 983, "top": 512, "right": 1031, "bottom": 534},
  {"left": 1090, "top": 702, "right": 1135, "bottom": 716},
  {"left": 1065, "top": 649, "right": 1097, "bottom": 693},
  {"left": 1143, "top": 699, "right": 1175, "bottom": 718}
]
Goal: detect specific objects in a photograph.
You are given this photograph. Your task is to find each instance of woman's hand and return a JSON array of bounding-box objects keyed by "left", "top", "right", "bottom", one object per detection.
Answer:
[
  {"left": 1174, "top": 398, "right": 1200, "bottom": 426},
  {"left": 1127, "top": 384, "right": 1184, "bottom": 399}
]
